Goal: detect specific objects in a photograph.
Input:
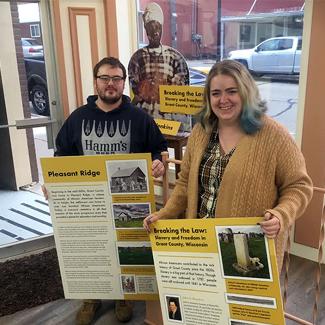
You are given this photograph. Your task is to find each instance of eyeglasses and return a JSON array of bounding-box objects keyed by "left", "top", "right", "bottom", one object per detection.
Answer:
[{"left": 96, "top": 75, "right": 125, "bottom": 84}]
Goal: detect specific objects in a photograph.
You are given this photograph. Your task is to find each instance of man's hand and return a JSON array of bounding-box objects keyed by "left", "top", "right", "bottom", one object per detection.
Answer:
[
  {"left": 143, "top": 214, "right": 160, "bottom": 233},
  {"left": 260, "top": 212, "right": 280, "bottom": 239},
  {"left": 152, "top": 159, "right": 165, "bottom": 178}
]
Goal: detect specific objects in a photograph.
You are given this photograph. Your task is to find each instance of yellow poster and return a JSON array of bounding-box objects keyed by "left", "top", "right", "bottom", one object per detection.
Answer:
[
  {"left": 150, "top": 218, "right": 285, "bottom": 325},
  {"left": 154, "top": 118, "right": 181, "bottom": 135},
  {"left": 41, "top": 153, "right": 158, "bottom": 300},
  {"left": 159, "top": 85, "right": 204, "bottom": 115}
]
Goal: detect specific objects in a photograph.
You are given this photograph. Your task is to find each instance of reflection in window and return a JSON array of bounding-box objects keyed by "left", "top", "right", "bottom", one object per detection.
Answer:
[
  {"left": 240, "top": 25, "right": 251, "bottom": 43},
  {"left": 136, "top": 0, "right": 219, "bottom": 60},
  {"left": 278, "top": 38, "right": 293, "bottom": 50},
  {"left": 137, "top": 10, "right": 146, "bottom": 47},
  {"left": 135, "top": 0, "right": 305, "bottom": 136},
  {"left": 258, "top": 39, "right": 279, "bottom": 51},
  {"left": 135, "top": 1, "right": 304, "bottom": 60}
]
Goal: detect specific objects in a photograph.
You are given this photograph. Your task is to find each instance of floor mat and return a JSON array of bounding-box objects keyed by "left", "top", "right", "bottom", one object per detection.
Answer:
[{"left": 0, "top": 189, "right": 51, "bottom": 246}]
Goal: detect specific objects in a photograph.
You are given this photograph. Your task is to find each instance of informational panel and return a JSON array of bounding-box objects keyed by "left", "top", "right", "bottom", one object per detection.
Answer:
[
  {"left": 41, "top": 153, "right": 158, "bottom": 300},
  {"left": 150, "top": 218, "right": 285, "bottom": 325},
  {"left": 159, "top": 85, "right": 204, "bottom": 115},
  {"left": 154, "top": 118, "right": 181, "bottom": 136}
]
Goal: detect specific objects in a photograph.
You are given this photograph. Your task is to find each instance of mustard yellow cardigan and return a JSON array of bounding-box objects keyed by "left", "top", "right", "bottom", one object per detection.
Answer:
[{"left": 155, "top": 116, "right": 313, "bottom": 271}]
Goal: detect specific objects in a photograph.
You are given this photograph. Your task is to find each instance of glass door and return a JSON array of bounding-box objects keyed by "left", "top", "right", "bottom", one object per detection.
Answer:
[{"left": 0, "top": 1, "right": 58, "bottom": 250}]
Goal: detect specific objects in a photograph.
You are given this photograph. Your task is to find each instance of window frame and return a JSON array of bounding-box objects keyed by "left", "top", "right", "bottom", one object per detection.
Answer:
[{"left": 30, "top": 24, "right": 40, "bottom": 38}]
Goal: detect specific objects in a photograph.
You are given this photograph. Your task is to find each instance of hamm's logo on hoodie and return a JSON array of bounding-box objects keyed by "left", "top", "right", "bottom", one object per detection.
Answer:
[{"left": 81, "top": 119, "right": 131, "bottom": 155}]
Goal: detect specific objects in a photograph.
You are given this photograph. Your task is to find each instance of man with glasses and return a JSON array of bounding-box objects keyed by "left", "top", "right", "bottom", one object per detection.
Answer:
[{"left": 54, "top": 57, "right": 167, "bottom": 324}]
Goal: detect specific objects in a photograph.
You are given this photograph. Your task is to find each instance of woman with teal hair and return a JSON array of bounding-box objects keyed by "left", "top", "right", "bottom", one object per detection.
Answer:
[
  {"left": 144, "top": 59, "right": 313, "bottom": 272},
  {"left": 198, "top": 59, "right": 266, "bottom": 134}
]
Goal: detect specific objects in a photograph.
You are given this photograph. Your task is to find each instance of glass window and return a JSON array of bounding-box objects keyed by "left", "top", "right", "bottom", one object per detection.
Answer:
[
  {"left": 0, "top": 2, "right": 52, "bottom": 250},
  {"left": 256, "top": 22, "right": 273, "bottom": 44},
  {"left": 273, "top": 17, "right": 285, "bottom": 37},
  {"left": 257, "top": 39, "right": 279, "bottom": 51},
  {"left": 137, "top": 11, "right": 146, "bottom": 47},
  {"left": 239, "top": 23, "right": 256, "bottom": 49},
  {"left": 287, "top": 15, "right": 304, "bottom": 36},
  {"left": 30, "top": 24, "right": 40, "bottom": 37},
  {"left": 278, "top": 38, "right": 293, "bottom": 50},
  {"left": 134, "top": 0, "right": 304, "bottom": 137},
  {"left": 240, "top": 24, "right": 251, "bottom": 43}
]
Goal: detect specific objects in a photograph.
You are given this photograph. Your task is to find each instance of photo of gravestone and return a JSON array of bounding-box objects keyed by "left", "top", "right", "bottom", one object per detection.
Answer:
[{"left": 216, "top": 225, "right": 271, "bottom": 280}]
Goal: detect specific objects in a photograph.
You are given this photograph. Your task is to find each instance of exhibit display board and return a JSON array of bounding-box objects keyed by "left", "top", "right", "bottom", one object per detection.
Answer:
[
  {"left": 150, "top": 218, "right": 285, "bottom": 325},
  {"left": 41, "top": 153, "right": 158, "bottom": 300},
  {"left": 159, "top": 85, "right": 204, "bottom": 115}
]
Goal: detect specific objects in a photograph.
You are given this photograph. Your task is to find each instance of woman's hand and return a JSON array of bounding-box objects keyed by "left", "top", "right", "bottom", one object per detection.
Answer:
[
  {"left": 143, "top": 214, "right": 160, "bottom": 233},
  {"left": 260, "top": 212, "right": 280, "bottom": 239}
]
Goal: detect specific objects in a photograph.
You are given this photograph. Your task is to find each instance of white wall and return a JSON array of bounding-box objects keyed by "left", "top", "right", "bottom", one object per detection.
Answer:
[
  {"left": 58, "top": 0, "right": 108, "bottom": 111},
  {"left": 0, "top": 2, "right": 32, "bottom": 188},
  {"left": 115, "top": 0, "right": 138, "bottom": 96}
]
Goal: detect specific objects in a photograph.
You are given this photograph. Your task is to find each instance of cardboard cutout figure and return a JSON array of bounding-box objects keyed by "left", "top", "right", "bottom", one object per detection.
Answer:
[{"left": 128, "top": 2, "right": 191, "bottom": 132}]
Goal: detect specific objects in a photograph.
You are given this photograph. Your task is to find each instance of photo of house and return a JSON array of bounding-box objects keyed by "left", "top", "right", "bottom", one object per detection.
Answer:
[
  {"left": 106, "top": 159, "right": 149, "bottom": 194},
  {"left": 112, "top": 203, "right": 151, "bottom": 228}
]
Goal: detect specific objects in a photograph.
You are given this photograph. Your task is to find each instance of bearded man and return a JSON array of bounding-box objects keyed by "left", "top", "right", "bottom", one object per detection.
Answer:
[
  {"left": 55, "top": 56, "right": 166, "bottom": 170},
  {"left": 54, "top": 56, "right": 167, "bottom": 324}
]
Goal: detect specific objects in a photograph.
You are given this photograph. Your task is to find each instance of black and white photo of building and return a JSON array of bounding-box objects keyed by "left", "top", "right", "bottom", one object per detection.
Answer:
[{"left": 106, "top": 159, "right": 149, "bottom": 194}]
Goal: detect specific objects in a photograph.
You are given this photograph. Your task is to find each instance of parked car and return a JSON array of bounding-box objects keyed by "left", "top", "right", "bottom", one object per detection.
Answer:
[
  {"left": 228, "top": 36, "right": 302, "bottom": 76},
  {"left": 24, "top": 58, "right": 49, "bottom": 116},
  {"left": 21, "top": 38, "right": 44, "bottom": 59},
  {"left": 189, "top": 67, "right": 209, "bottom": 86}
]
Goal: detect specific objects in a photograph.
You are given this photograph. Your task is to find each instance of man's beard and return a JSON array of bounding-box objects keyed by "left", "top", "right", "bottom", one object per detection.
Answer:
[
  {"left": 97, "top": 89, "right": 122, "bottom": 105},
  {"left": 99, "top": 94, "right": 122, "bottom": 104}
]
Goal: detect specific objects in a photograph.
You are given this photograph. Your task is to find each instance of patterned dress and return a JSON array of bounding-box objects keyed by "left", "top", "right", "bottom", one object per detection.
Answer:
[{"left": 128, "top": 45, "right": 191, "bottom": 131}]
